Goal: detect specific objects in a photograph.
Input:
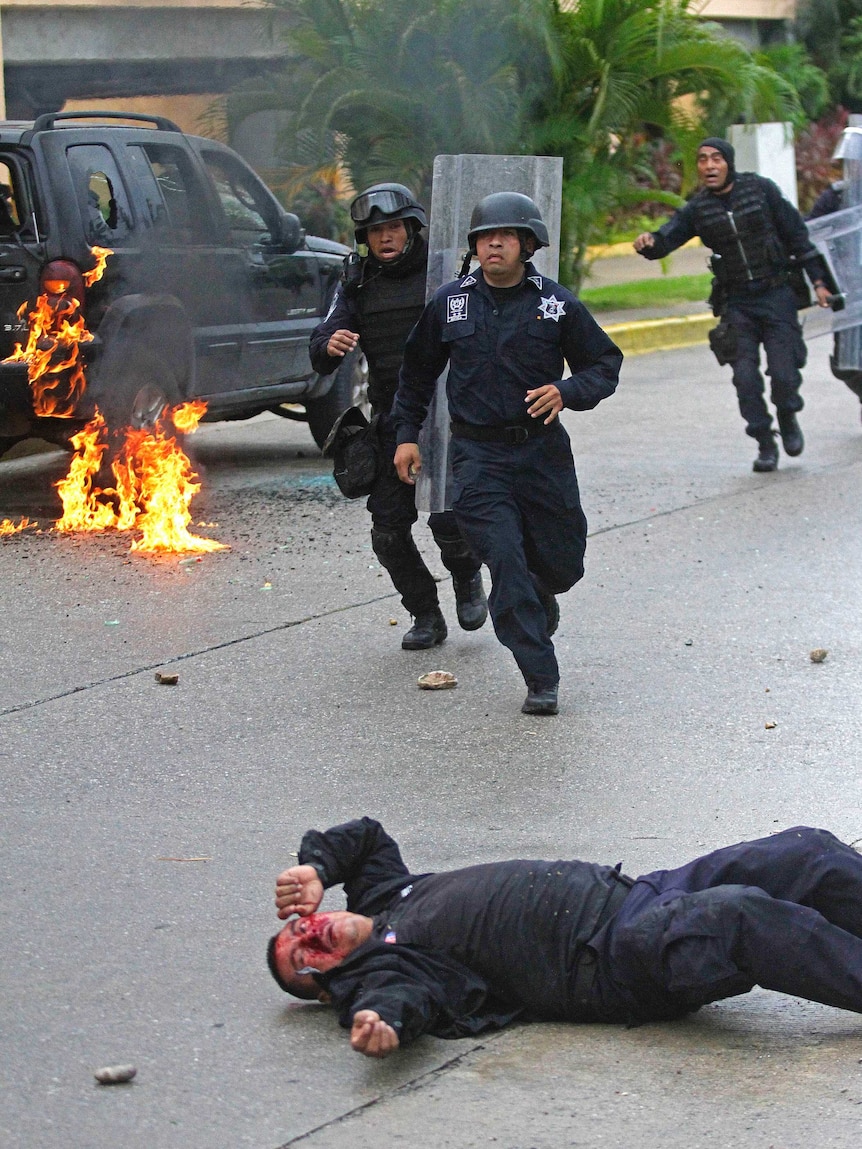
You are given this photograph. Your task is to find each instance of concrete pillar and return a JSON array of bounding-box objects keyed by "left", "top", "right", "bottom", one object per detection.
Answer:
[{"left": 727, "top": 122, "right": 797, "bottom": 205}]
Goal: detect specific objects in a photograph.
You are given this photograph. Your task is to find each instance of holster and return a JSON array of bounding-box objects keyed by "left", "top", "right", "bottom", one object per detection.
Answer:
[
  {"left": 708, "top": 320, "right": 738, "bottom": 366},
  {"left": 322, "top": 406, "right": 382, "bottom": 499}
]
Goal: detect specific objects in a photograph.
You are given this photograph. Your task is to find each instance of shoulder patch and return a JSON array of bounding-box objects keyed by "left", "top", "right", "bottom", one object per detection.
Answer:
[
  {"left": 527, "top": 275, "right": 543, "bottom": 289},
  {"left": 384, "top": 930, "right": 397, "bottom": 944},
  {"left": 447, "top": 293, "right": 469, "bottom": 323},
  {"left": 460, "top": 274, "right": 477, "bottom": 288}
]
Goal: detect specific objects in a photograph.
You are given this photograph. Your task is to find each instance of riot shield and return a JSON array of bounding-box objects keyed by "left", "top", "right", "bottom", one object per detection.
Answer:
[
  {"left": 807, "top": 205, "right": 862, "bottom": 337},
  {"left": 415, "top": 154, "right": 563, "bottom": 512},
  {"left": 806, "top": 124, "right": 862, "bottom": 369}
]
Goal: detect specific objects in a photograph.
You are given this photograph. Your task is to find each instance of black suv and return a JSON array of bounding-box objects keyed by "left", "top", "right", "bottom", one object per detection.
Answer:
[{"left": 0, "top": 110, "right": 363, "bottom": 455}]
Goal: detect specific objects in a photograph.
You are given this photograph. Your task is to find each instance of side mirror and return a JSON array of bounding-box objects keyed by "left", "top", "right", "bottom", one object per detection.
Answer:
[{"left": 279, "top": 212, "right": 303, "bottom": 253}]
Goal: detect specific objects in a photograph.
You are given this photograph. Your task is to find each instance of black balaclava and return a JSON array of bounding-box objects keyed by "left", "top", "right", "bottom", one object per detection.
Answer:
[{"left": 699, "top": 136, "right": 736, "bottom": 190}]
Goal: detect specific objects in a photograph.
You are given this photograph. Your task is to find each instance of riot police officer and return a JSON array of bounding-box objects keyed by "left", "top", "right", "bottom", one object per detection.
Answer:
[
  {"left": 392, "top": 193, "right": 622, "bottom": 715},
  {"left": 310, "top": 183, "right": 486, "bottom": 649},
  {"left": 634, "top": 137, "right": 832, "bottom": 472}
]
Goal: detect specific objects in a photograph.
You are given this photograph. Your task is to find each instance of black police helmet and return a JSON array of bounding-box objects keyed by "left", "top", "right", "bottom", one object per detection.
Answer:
[
  {"left": 350, "top": 183, "right": 427, "bottom": 243},
  {"left": 467, "top": 192, "right": 550, "bottom": 253}
]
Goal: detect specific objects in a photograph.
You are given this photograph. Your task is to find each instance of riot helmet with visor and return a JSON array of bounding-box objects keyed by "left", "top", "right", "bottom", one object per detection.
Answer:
[{"left": 350, "top": 183, "right": 427, "bottom": 245}]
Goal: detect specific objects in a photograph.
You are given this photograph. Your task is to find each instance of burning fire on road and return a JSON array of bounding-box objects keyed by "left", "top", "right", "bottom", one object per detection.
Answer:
[
  {"left": 55, "top": 403, "right": 228, "bottom": 554},
  {"left": 0, "top": 517, "right": 36, "bottom": 535},
  {"left": 2, "top": 247, "right": 227, "bottom": 555}
]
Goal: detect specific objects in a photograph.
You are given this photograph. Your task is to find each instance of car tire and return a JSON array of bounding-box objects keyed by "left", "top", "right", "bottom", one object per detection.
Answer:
[
  {"left": 305, "top": 351, "right": 368, "bottom": 449},
  {"left": 99, "top": 351, "right": 183, "bottom": 438}
]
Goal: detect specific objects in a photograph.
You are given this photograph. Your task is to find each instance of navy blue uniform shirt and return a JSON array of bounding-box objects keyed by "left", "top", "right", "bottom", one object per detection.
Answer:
[{"left": 392, "top": 263, "right": 622, "bottom": 445}]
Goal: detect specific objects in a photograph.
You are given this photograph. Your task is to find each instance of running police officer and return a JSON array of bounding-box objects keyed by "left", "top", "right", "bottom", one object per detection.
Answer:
[
  {"left": 392, "top": 193, "right": 622, "bottom": 716},
  {"left": 634, "top": 137, "right": 832, "bottom": 473},
  {"left": 310, "top": 183, "right": 486, "bottom": 650}
]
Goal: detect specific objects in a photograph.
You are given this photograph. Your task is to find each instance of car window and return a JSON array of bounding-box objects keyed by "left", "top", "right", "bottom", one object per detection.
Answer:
[
  {"left": 0, "top": 154, "right": 38, "bottom": 238},
  {"left": 66, "top": 144, "right": 134, "bottom": 246},
  {"left": 198, "top": 150, "right": 278, "bottom": 247},
  {"left": 127, "top": 143, "right": 213, "bottom": 244}
]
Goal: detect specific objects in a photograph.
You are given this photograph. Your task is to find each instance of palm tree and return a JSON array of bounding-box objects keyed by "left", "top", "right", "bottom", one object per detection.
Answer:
[
  {"left": 224, "top": 0, "right": 558, "bottom": 208},
  {"left": 535, "top": 0, "right": 801, "bottom": 284},
  {"left": 221, "top": 0, "right": 800, "bottom": 282}
]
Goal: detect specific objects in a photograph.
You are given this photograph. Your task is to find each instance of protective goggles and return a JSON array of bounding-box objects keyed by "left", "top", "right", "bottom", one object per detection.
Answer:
[{"left": 350, "top": 189, "right": 414, "bottom": 223}]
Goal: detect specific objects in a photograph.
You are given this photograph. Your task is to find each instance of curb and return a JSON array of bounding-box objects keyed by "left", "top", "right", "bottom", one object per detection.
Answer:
[
  {"left": 586, "top": 237, "right": 703, "bottom": 260},
  {"left": 603, "top": 312, "right": 714, "bottom": 356}
]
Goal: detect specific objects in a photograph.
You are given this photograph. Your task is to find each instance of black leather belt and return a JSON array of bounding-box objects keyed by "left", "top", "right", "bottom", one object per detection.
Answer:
[{"left": 450, "top": 418, "right": 551, "bottom": 445}]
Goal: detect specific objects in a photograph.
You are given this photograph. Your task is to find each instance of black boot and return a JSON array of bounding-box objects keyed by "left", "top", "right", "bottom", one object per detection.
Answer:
[
  {"left": 753, "top": 434, "right": 778, "bottom": 473},
  {"left": 777, "top": 410, "right": 804, "bottom": 456},
  {"left": 452, "top": 571, "right": 488, "bottom": 631},
  {"left": 402, "top": 608, "right": 447, "bottom": 650},
  {"left": 521, "top": 681, "right": 559, "bottom": 715}
]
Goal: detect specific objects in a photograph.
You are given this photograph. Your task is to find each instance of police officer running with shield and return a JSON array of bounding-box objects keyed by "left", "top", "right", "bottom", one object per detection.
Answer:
[
  {"left": 634, "top": 137, "right": 832, "bottom": 473},
  {"left": 310, "top": 183, "right": 487, "bottom": 650},
  {"left": 392, "top": 193, "right": 622, "bottom": 716}
]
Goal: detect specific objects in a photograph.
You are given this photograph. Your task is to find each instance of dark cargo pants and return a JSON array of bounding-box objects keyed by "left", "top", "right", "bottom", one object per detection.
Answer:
[
  {"left": 589, "top": 826, "right": 862, "bottom": 1022},
  {"left": 450, "top": 423, "right": 587, "bottom": 687},
  {"left": 725, "top": 284, "right": 807, "bottom": 440},
  {"left": 369, "top": 414, "right": 480, "bottom": 615}
]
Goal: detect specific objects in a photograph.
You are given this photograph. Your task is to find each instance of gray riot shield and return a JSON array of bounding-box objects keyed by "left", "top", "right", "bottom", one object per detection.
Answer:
[
  {"left": 414, "top": 154, "right": 564, "bottom": 512},
  {"left": 806, "top": 124, "right": 862, "bottom": 368},
  {"left": 807, "top": 204, "right": 862, "bottom": 337}
]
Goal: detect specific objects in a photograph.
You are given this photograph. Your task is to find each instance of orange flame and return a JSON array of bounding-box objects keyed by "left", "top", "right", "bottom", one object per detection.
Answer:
[
  {"left": 82, "top": 246, "right": 112, "bottom": 288},
  {"left": 54, "top": 414, "right": 117, "bottom": 532},
  {"left": 8, "top": 246, "right": 226, "bottom": 555},
  {"left": 54, "top": 405, "right": 228, "bottom": 554},
  {"left": 0, "top": 516, "right": 37, "bottom": 535},
  {"left": 2, "top": 247, "right": 111, "bottom": 417},
  {"left": 4, "top": 296, "right": 91, "bottom": 416}
]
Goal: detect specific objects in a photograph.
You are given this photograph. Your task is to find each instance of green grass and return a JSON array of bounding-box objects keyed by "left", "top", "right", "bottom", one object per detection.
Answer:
[{"left": 579, "top": 272, "right": 712, "bottom": 312}]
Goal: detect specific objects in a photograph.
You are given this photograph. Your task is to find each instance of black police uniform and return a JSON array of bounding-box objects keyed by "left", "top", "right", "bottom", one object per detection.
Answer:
[
  {"left": 392, "top": 263, "right": 622, "bottom": 690},
  {"left": 641, "top": 173, "right": 829, "bottom": 447},
  {"left": 286, "top": 818, "right": 862, "bottom": 1044},
  {"left": 310, "top": 234, "right": 481, "bottom": 619}
]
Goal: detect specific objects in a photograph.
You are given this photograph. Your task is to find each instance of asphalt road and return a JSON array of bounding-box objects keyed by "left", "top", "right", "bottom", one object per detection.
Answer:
[{"left": 2, "top": 332, "right": 862, "bottom": 1149}]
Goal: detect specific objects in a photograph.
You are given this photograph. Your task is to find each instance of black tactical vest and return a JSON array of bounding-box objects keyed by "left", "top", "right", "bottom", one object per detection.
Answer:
[
  {"left": 691, "top": 173, "right": 786, "bottom": 287},
  {"left": 354, "top": 240, "right": 428, "bottom": 412}
]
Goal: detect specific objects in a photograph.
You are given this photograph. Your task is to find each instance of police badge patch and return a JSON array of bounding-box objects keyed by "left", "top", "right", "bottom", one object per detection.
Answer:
[
  {"left": 538, "top": 295, "right": 566, "bottom": 322},
  {"left": 447, "top": 294, "right": 469, "bottom": 323}
]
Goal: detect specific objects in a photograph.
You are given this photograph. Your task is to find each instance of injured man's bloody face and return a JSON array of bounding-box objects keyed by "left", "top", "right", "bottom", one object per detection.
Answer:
[{"left": 273, "top": 911, "right": 373, "bottom": 985}]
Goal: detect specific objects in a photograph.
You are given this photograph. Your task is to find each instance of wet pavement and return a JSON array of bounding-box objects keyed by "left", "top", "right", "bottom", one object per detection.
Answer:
[{"left": 1, "top": 330, "right": 862, "bottom": 1148}]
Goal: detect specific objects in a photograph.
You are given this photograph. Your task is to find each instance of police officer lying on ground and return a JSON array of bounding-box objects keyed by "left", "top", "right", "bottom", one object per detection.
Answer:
[
  {"left": 634, "top": 137, "right": 832, "bottom": 474},
  {"left": 391, "top": 193, "right": 622, "bottom": 716},
  {"left": 310, "top": 183, "right": 486, "bottom": 651},
  {"left": 268, "top": 817, "right": 862, "bottom": 1059}
]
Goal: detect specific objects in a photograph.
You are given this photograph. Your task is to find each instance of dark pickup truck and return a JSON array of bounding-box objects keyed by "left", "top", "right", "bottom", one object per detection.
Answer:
[{"left": 0, "top": 110, "right": 363, "bottom": 455}]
